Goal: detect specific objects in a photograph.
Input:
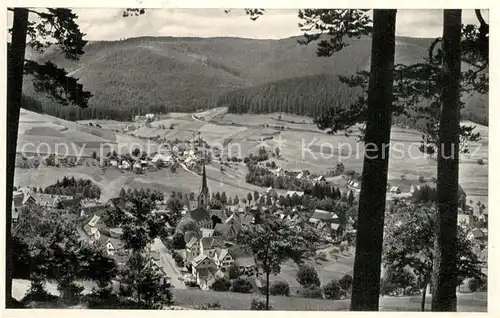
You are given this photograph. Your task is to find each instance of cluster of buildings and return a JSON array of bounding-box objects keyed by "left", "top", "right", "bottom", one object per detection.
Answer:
[
  {"left": 457, "top": 203, "right": 488, "bottom": 247},
  {"left": 176, "top": 165, "right": 326, "bottom": 289},
  {"left": 11, "top": 189, "right": 79, "bottom": 223}
]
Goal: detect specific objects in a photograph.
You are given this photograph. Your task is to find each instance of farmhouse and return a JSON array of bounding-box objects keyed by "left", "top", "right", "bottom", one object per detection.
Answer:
[
  {"left": 80, "top": 199, "right": 103, "bottom": 216},
  {"left": 108, "top": 227, "right": 124, "bottom": 238},
  {"left": 83, "top": 214, "right": 108, "bottom": 240},
  {"left": 309, "top": 209, "right": 340, "bottom": 225},
  {"left": 21, "top": 193, "right": 75, "bottom": 209},
  {"left": 151, "top": 153, "right": 173, "bottom": 164},
  {"left": 286, "top": 190, "right": 304, "bottom": 198},
  {"left": 389, "top": 186, "right": 401, "bottom": 194}
]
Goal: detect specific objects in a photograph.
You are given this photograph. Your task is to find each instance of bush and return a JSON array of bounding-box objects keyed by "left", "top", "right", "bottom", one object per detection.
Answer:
[
  {"left": 250, "top": 297, "right": 271, "bottom": 310},
  {"left": 269, "top": 281, "right": 290, "bottom": 296},
  {"left": 172, "top": 232, "right": 186, "bottom": 249},
  {"left": 380, "top": 267, "right": 417, "bottom": 296},
  {"left": 211, "top": 278, "right": 231, "bottom": 292},
  {"left": 323, "top": 280, "right": 344, "bottom": 300},
  {"left": 185, "top": 280, "right": 200, "bottom": 288},
  {"left": 468, "top": 277, "right": 487, "bottom": 292},
  {"left": 418, "top": 176, "right": 426, "bottom": 183},
  {"left": 298, "top": 285, "right": 323, "bottom": 299},
  {"left": 228, "top": 265, "right": 240, "bottom": 279},
  {"left": 477, "top": 158, "right": 485, "bottom": 165},
  {"left": 296, "top": 265, "right": 321, "bottom": 287},
  {"left": 339, "top": 274, "right": 353, "bottom": 291},
  {"left": 230, "top": 278, "right": 253, "bottom": 293}
]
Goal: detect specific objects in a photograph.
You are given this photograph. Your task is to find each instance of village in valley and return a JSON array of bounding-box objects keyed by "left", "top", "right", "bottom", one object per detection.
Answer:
[
  {"left": 7, "top": 7, "right": 489, "bottom": 312},
  {"left": 11, "top": 108, "right": 488, "bottom": 309}
]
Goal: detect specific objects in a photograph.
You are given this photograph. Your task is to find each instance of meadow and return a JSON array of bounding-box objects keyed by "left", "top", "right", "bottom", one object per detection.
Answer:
[{"left": 15, "top": 107, "right": 488, "bottom": 207}]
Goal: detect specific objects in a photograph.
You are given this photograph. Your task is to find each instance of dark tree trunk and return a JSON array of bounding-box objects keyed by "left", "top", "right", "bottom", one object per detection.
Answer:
[
  {"left": 266, "top": 271, "right": 270, "bottom": 310},
  {"left": 421, "top": 273, "right": 430, "bottom": 312},
  {"left": 6, "top": 8, "right": 29, "bottom": 308},
  {"left": 431, "top": 9, "right": 462, "bottom": 312},
  {"left": 350, "top": 9, "right": 397, "bottom": 311}
]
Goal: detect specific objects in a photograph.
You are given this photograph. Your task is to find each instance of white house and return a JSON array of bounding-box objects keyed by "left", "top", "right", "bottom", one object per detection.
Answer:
[
  {"left": 309, "top": 209, "right": 340, "bottom": 225},
  {"left": 214, "top": 248, "right": 235, "bottom": 273},
  {"left": 286, "top": 190, "right": 304, "bottom": 198},
  {"left": 87, "top": 227, "right": 101, "bottom": 243},
  {"left": 133, "top": 161, "right": 142, "bottom": 171},
  {"left": 121, "top": 160, "right": 131, "bottom": 170},
  {"left": 467, "top": 229, "right": 486, "bottom": 242},
  {"left": 296, "top": 172, "right": 304, "bottom": 180},
  {"left": 191, "top": 254, "right": 217, "bottom": 288},
  {"left": 104, "top": 237, "right": 124, "bottom": 256},
  {"left": 315, "top": 176, "right": 327, "bottom": 185},
  {"left": 457, "top": 212, "right": 473, "bottom": 227},
  {"left": 152, "top": 153, "right": 173, "bottom": 164},
  {"left": 275, "top": 167, "right": 285, "bottom": 177},
  {"left": 185, "top": 237, "right": 201, "bottom": 262},
  {"left": 389, "top": 186, "right": 401, "bottom": 194}
]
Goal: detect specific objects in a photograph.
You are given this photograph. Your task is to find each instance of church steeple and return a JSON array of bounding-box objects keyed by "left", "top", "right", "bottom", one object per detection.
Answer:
[
  {"left": 197, "top": 163, "right": 210, "bottom": 211},
  {"left": 201, "top": 164, "right": 208, "bottom": 194}
]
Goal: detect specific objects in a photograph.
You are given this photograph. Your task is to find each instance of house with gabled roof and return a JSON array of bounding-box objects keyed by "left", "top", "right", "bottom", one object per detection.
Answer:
[
  {"left": 213, "top": 222, "right": 239, "bottom": 239},
  {"left": 467, "top": 228, "right": 487, "bottom": 242},
  {"left": 309, "top": 209, "right": 339, "bottom": 224},
  {"left": 314, "top": 175, "right": 327, "bottom": 185},
  {"left": 97, "top": 234, "right": 125, "bottom": 256},
  {"left": 389, "top": 186, "right": 401, "bottom": 194},
  {"left": 200, "top": 236, "right": 226, "bottom": 259},
  {"left": 12, "top": 203, "right": 20, "bottom": 224},
  {"left": 286, "top": 190, "right": 304, "bottom": 198},
  {"left": 185, "top": 236, "right": 201, "bottom": 263},
  {"left": 83, "top": 214, "right": 108, "bottom": 241},
  {"left": 108, "top": 227, "right": 124, "bottom": 238},
  {"left": 191, "top": 254, "right": 217, "bottom": 288}
]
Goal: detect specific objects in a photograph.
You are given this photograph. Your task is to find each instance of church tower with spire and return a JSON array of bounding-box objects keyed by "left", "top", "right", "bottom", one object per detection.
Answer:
[{"left": 197, "top": 163, "right": 210, "bottom": 212}]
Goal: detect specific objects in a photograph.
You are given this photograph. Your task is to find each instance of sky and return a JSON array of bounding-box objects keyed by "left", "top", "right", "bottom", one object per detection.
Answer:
[{"left": 70, "top": 9, "right": 489, "bottom": 41}]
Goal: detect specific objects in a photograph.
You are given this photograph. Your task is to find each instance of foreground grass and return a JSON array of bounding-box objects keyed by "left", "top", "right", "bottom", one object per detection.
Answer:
[{"left": 172, "top": 289, "right": 349, "bottom": 311}]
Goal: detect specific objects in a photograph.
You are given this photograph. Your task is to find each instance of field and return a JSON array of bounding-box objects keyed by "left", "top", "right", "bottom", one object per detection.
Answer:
[
  {"left": 15, "top": 107, "right": 488, "bottom": 208},
  {"left": 11, "top": 279, "right": 486, "bottom": 311}
]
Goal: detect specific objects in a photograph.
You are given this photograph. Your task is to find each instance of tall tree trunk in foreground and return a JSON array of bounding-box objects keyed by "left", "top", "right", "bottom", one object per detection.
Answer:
[
  {"left": 431, "top": 9, "right": 462, "bottom": 312},
  {"left": 350, "top": 9, "right": 397, "bottom": 311},
  {"left": 6, "top": 8, "right": 29, "bottom": 308},
  {"left": 421, "top": 273, "right": 430, "bottom": 311},
  {"left": 266, "top": 271, "right": 270, "bottom": 310}
]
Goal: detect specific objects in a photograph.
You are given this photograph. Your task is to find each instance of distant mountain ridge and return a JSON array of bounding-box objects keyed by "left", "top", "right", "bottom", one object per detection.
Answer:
[{"left": 22, "top": 35, "right": 488, "bottom": 125}]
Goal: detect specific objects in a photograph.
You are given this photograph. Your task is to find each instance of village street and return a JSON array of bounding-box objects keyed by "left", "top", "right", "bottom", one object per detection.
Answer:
[{"left": 151, "top": 238, "right": 186, "bottom": 290}]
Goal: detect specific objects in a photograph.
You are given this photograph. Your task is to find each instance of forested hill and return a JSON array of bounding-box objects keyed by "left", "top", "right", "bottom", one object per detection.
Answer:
[
  {"left": 22, "top": 35, "right": 488, "bottom": 125},
  {"left": 217, "top": 74, "right": 361, "bottom": 118}
]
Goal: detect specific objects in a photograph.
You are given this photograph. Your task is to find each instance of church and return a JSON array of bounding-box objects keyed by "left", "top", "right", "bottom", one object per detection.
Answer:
[{"left": 185, "top": 164, "right": 220, "bottom": 229}]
